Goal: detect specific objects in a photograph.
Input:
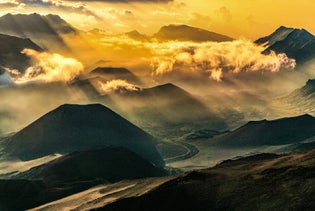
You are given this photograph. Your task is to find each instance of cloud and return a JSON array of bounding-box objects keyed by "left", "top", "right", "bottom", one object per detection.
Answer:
[
  {"left": 149, "top": 39, "right": 296, "bottom": 81},
  {"left": 96, "top": 79, "right": 141, "bottom": 94},
  {"left": 67, "top": 0, "right": 172, "bottom": 2},
  {"left": 0, "top": 0, "right": 96, "bottom": 17},
  {"left": 216, "top": 6, "right": 232, "bottom": 22},
  {"left": 89, "top": 33, "right": 296, "bottom": 82},
  {"left": 13, "top": 48, "right": 84, "bottom": 83}
]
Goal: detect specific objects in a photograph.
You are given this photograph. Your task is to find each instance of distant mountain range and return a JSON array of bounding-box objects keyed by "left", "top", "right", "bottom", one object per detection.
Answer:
[
  {"left": 256, "top": 26, "right": 315, "bottom": 64},
  {"left": 89, "top": 67, "right": 142, "bottom": 85},
  {"left": 99, "top": 83, "right": 228, "bottom": 136},
  {"left": 125, "top": 30, "right": 149, "bottom": 41},
  {"left": 0, "top": 33, "right": 42, "bottom": 72},
  {"left": 0, "top": 13, "right": 77, "bottom": 52},
  {"left": 153, "top": 24, "right": 233, "bottom": 42},
  {"left": 4, "top": 104, "right": 164, "bottom": 167},
  {"left": 209, "top": 114, "right": 315, "bottom": 148}
]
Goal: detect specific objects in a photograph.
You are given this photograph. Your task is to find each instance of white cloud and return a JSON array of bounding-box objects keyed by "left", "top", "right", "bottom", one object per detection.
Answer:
[{"left": 14, "top": 48, "right": 84, "bottom": 83}]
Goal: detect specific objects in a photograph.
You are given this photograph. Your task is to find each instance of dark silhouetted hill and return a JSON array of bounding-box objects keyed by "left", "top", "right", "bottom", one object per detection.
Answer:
[
  {"left": 16, "top": 146, "right": 167, "bottom": 184},
  {"left": 210, "top": 114, "right": 315, "bottom": 147},
  {"left": 4, "top": 104, "right": 164, "bottom": 167},
  {"left": 0, "top": 33, "right": 42, "bottom": 72}
]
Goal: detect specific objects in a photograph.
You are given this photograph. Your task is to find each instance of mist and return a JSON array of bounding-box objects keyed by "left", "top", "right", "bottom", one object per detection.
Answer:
[
  {"left": 0, "top": 83, "right": 90, "bottom": 135},
  {"left": 0, "top": 32, "right": 311, "bottom": 135}
]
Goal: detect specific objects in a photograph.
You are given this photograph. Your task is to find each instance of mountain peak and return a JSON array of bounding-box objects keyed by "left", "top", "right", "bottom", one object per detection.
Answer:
[
  {"left": 256, "top": 26, "right": 315, "bottom": 63},
  {"left": 154, "top": 24, "right": 233, "bottom": 42},
  {"left": 277, "top": 25, "right": 294, "bottom": 31},
  {"left": 125, "top": 30, "right": 148, "bottom": 40},
  {"left": 255, "top": 26, "right": 295, "bottom": 46},
  {"left": 55, "top": 103, "right": 106, "bottom": 112},
  {"left": 91, "top": 67, "right": 132, "bottom": 75},
  {"left": 286, "top": 28, "right": 314, "bottom": 40},
  {"left": 145, "top": 83, "right": 184, "bottom": 93},
  {"left": 5, "top": 103, "right": 164, "bottom": 167}
]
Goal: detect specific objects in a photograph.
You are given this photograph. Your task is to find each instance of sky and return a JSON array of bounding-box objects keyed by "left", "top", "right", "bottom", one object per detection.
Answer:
[{"left": 0, "top": 0, "right": 314, "bottom": 39}]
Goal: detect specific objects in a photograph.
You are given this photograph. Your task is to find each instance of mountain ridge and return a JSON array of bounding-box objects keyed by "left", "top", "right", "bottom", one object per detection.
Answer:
[
  {"left": 210, "top": 114, "right": 315, "bottom": 147},
  {"left": 0, "top": 13, "right": 77, "bottom": 52},
  {"left": 154, "top": 24, "right": 233, "bottom": 42},
  {"left": 256, "top": 26, "right": 315, "bottom": 64}
]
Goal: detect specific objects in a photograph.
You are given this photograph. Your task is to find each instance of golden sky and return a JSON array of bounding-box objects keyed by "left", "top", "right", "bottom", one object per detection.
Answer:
[{"left": 0, "top": 0, "right": 314, "bottom": 39}]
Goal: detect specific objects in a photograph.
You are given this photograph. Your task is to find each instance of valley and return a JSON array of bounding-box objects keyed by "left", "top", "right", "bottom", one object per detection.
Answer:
[{"left": 0, "top": 4, "right": 314, "bottom": 210}]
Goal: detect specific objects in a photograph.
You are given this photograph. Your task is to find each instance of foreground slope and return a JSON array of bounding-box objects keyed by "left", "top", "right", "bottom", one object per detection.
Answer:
[
  {"left": 31, "top": 149, "right": 315, "bottom": 211},
  {"left": 15, "top": 146, "right": 166, "bottom": 184},
  {"left": 0, "top": 146, "right": 166, "bottom": 211},
  {"left": 4, "top": 104, "right": 164, "bottom": 167}
]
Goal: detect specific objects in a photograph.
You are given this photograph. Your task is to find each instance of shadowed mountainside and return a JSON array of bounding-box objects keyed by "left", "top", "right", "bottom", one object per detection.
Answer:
[
  {"left": 256, "top": 26, "right": 315, "bottom": 64},
  {"left": 208, "top": 114, "right": 315, "bottom": 148},
  {"left": 0, "top": 33, "right": 42, "bottom": 72},
  {"left": 0, "top": 146, "right": 167, "bottom": 211},
  {"left": 281, "top": 79, "right": 315, "bottom": 116},
  {"left": 0, "top": 13, "right": 77, "bottom": 52},
  {"left": 15, "top": 146, "right": 167, "bottom": 184}
]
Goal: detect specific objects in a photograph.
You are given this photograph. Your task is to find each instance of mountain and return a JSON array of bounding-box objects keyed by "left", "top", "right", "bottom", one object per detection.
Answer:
[
  {"left": 0, "top": 33, "right": 42, "bottom": 72},
  {"left": 31, "top": 149, "right": 315, "bottom": 210},
  {"left": 154, "top": 24, "right": 233, "bottom": 42},
  {"left": 255, "top": 26, "right": 295, "bottom": 46},
  {"left": 89, "top": 67, "right": 142, "bottom": 85},
  {"left": 15, "top": 146, "right": 166, "bottom": 184},
  {"left": 281, "top": 79, "right": 315, "bottom": 116},
  {"left": 4, "top": 104, "right": 164, "bottom": 167},
  {"left": 100, "top": 83, "right": 227, "bottom": 136},
  {"left": 210, "top": 114, "right": 315, "bottom": 147},
  {"left": 0, "top": 13, "right": 77, "bottom": 51},
  {"left": 0, "top": 146, "right": 166, "bottom": 211},
  {"left": 125, "top": 30, "right": 149, "bottom": 41},
  {"left": 255, "top": 26, "right": 315, "bottom": 64}
]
